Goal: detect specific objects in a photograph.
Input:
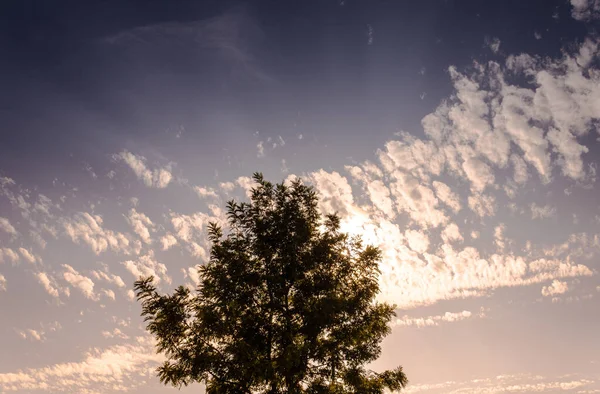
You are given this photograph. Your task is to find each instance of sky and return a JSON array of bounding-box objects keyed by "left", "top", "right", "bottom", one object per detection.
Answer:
[{"left": 1, "top": 0, "right": 600, "bottom": 393}]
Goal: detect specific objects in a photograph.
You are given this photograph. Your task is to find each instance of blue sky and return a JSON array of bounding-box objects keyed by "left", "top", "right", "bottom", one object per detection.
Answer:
[{"left": 1, "top": 0, "right": 600, "bottom": 393}]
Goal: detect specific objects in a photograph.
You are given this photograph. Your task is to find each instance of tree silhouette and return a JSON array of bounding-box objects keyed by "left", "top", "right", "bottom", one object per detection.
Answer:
[{"left": 135, "top": 173, "right": 407, "bottom": 394}]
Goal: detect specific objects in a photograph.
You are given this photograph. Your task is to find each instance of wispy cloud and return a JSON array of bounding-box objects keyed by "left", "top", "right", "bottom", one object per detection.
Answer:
[
  {"left": 103, "top": 7, "right": 272, "bottom": 82},
  {"left": 570, "top": 0, "right": 600, "bottom": 20},
  {"left": 115, "top": 151, "right": 173, "bottom": 189},
  {"left": 393, "top": 310, "right": 482, "bottom": 328},
  {"left": 0, "top": 336, "right": 162, "bottom": 393},
  {"left": 62, "top": 264, "right": 96, "bottom": 300},
  {"left": 406, "top": 373, "right": 595, "bottom": 393},
  {"left": 0, "top": 217, "right": 17, "bottom": 236}
]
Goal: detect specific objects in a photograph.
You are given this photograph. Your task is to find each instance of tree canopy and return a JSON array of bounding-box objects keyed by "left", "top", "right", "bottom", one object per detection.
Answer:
[{"left": 134, "top": 173, "right": 407, "bottom": 394}]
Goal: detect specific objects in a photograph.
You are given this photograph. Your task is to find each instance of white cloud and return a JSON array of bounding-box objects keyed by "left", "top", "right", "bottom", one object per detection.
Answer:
[
  {"left": 18, "top": 247, "right": 36, "bottom": 263},
  {"left": 547, "top": 127, "right": 589, "bottom": 180},
  {"left": 510, "top": 154, "right": 529, "bottom": 185},
  {"left": 102, "top": 328, "right": 129, "bottom": 339},
  {"left": 485, "top": 36, "right": 501, "bottom": 54},
  {"left": 308, "top": 170, "right": 357, "bottom": 217},
  {"left": 35, "top": 272, "right": 61, "bottom": 299},
  {"left": 542, "top": 279, "right": 569, "bottom": 297},
  {"left": 169, "top": 210, "right": 225, "bottom": 260},
  {"left": 530, "top": 203, "right": 557, "bottom": 220},
  {"left": 160, "top": 233, "right": 178, "bottom": 250},
  {"left": 405, "top": 373, "right": 593, "bottom": 393},
  {"left": 346, "top": 165, "right": 395, "bottom": 218},
  {"left": 62, "top": 264, "right": 96, "bottom": 300},
  {"left": 194, "top": 186, "right": 218, "bottom": 199},
  {"left": 126, "top": 208, "right": 154, "bottom": 245},
  {"left": 432, "top": 181, "right": 461, "bottom": 213},
  {"left": 0, "top": 274, "right": 5, "bottom": 291},
  {"left": 571, "top": 0, "right": 600, "bottom": 20},
  {"left": 17, "top": 329, "right": 43, "bottom": 342},
  {"left": 462, "top": 157, "right": 495, "bottom": 192},
  {"left": 236, "top": 176, "right": 258, "bottom": 197},
  {"left": 122, "top": 251, "right": 170, "bottom": 284},
  {"left": 0, "top": 217, "right": 17, "bottom": 235},
  {"left": 183, "top": 265, "right": 202, "bottom": 287},
  {"left": 16, "top": 322, "right": 61, "bottom": 342},
  {"left": 62, "top": 212, "right": 130, "bottom": 255},
  {"left": 0, "top": 247, "right": 20, "bottom": 264},
  {"left": 90, "top": 269, "right": 126, "bottom": 288},
  {"left": 0, "top": 335, "right": 162, "bottom": 393},
  {"left": 389, "top": 172, "right": 448, "bottom": 228},
  {"left": 494, "top": 223, "right": 507, "bottom": 251},
  {"left": 405, "top": 229, "right": 430, "bottom": 254},
  {"left": 102, "top": 289, "right": 116, "bottom": 301},
  {"left": 116, "top": 151, "right": 173, "bottom": 188},
  {"left": 218, "top": 183, "right": 234, "bottom": 195},
  {"left": 256, "top": 141, "right": 265, "bottom": 157},
  {"left": 441, "top": 223, "right": 464, "bottom": 244},
  {"left": 468, "top": 193, "right": 496, "bottom": 217},
  {"left": 393, "top": 310, "right": 477, "bottom": 328}
]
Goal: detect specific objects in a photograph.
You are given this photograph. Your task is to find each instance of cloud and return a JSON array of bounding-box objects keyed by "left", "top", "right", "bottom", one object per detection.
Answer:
[
  {"left": 468, "top": 193, "right": 496, "bottom": 217},
  {"left": 510, "top": 154, "right": 529, "bottom": 185},
  {"left": 104, "top": 8, "right": 272, "bottom": 82},
  {"left": 62, "top": 212, "right": 131, "bottom": 255},
  {"left": 62, "top": 264, "right": 96, "bottom": 300},
  {"left": 90, "top": 269, "right": 126, "bottom": 289},
  {"left": 160, "top": 233, "right": 178, "bottom": 251},
  {"left": 256, "top": 141, "right": 265, "bottom": 157},
  {"left": 485, "top": 36, "right": 501, "bottom": 54},
  {"left": 122, "top": 251, "right": 170, "bottom": 284},
  {"left": 0, "top": 274, "right": 5, "bottom": 291},
  {"left": 115, "top": 151, "right": 173, "bottom": 188},
  {"left": 346, "top": 165, "right": 395, "bottom": 218},
  {"left": 441, "top": 223, "right": 464, "bottom": 244},
  {"left": 236, "top": 176, "right": 259, "bottom": 198},
  {"left": 169, "top": 209, "right": 227, "bottom": 260},
  {"left": 0, "top": 217, "right": 17, "bottom": 235},
  {"left": 125, "top": 208, "right": 154, "bottom": 245},
  {"left": 35, "top": 272, "right": 61, "bottom": 299},
  {"left": 542, "top": 279, "right": 569, "bottom": 297},
  {"left": 393, "top": 310, "right": 480, "bottom": 328},
  {"left": 194, "top": 186, "right": 218, "bottom": 199},
  {"left": 432, "top": 181, "right": 461, "bottom": 213},
  {"left": 16, "top": 323, "right": 60, "bottom": 342},
  {"left": 219, "top": 181, "right": 236, "bottom": 193},
  {"left": 102, "top": 328, "right": 129, "bottom": 339},
  {"left": 102, "top": 289, "right": 116, "bottom": 301},
  {"left": 405, "top": 373, "right": 594, "bottom": 393},
  {"left": 530, "top": 203, "right": 557, "bottom": 220},
  {"left": 0, "top": 247, "right": 20, "bottom": 264},
  {"left": 405, "top": 229, "right": 430, "bottom": 254},
  {"left": 462, "top": 157, "right": 495, "bottom": 192},
  {"left": 0, "top": 335, "right": 162, "bottom": 393},
  {"left": 18, "top": 247, "right": 36, "bottom": 263},
  {"left": 570, "top": 0, "right": 600, "bottom": 20},
  {"left": 494, "top": 223, "right": 507, "bottom": 252},
  {"left": 17, "top": 328, "right": 45, "bottom": 342},
  {"left": 388, "top": 172, "right": 448, "bottom": 228}
]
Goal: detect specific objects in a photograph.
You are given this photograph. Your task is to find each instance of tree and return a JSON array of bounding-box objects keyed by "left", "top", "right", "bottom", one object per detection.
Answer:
[{"left": 135, "top": 173, "right": 408, "bottom": 394}]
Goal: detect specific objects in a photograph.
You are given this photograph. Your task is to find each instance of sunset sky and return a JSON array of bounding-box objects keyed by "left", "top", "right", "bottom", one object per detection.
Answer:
[{"left": 1, "top": 0, "right": 600, "bottom": 393}]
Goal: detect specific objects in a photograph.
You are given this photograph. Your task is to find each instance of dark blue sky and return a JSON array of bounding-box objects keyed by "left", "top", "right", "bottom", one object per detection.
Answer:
[{"left": 0, "top": 0, "right": 589, "bottom": 185}]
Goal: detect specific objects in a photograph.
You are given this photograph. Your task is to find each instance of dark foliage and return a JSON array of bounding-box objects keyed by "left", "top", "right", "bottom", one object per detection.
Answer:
[{"left": 135, "top": 173, "right": 407, "bottom": 393}]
